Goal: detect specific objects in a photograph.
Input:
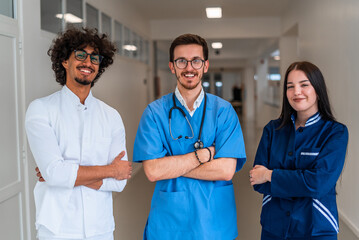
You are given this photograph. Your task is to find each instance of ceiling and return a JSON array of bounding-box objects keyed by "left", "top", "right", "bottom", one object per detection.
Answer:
[
  {"left": 128, "top": 0, "right": 290, "bottom": 68},
  {"left": 129, "top": 0, "right": 289, "bottom": 20}
]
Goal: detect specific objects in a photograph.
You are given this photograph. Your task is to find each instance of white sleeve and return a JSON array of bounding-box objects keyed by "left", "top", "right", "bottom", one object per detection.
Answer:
[
  {"left": 25, "top": 100, "right": 79, "bottom": 188},
  {"left": 99, "top": 111, "right": 128, "bottom": 192}
]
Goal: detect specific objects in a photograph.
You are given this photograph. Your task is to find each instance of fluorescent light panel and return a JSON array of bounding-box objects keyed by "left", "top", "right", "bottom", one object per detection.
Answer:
[
  {"left": 55, "top": 13, "right": 83, "bottom": 23},
  {"left": 122, "top": 45, "right": 137, "bottom": 51},
  {"left": 211, "top": 42, "right": 223, "bottom": 49},
  {"left": 206, "top": 7, "right": 222, "bottom": 19}
]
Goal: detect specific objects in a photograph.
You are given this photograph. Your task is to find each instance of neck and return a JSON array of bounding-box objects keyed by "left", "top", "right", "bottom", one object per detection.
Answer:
[
  {"left": 295, "top": 111, "right": 313, "bottom": 129},
  {"left": 66, "top": 83, "right": 91, "bottom": 104},
  {"left": 177, "top": 85, "right": 202, "bottom": 111}
]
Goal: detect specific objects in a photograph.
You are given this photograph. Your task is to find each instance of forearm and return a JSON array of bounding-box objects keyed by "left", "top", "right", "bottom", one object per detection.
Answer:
[
  {"left": 183, "top": 158, "right": 236, "bottom": 181},
  {"left": 143, "top": 153, "right": 199, "bottom": 182},
  {"left": 143, "top": 148, "right": 212, "bottom": 182},
  {"left": 85, "top": 180, "right": 103, "bottom": 190},
  {"left": 75, "top": 165, "right": 114, "bottom": 186}
]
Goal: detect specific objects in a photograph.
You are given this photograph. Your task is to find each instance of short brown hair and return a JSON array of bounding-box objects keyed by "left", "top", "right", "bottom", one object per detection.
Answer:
[{"left": 169, "top": 33, "right": 208, "bottom": 62}]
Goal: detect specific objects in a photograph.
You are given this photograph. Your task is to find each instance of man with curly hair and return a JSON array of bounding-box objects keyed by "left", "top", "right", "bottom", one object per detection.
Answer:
[{"left": 25, "top": 28, "right": 132, "bottom": 240}]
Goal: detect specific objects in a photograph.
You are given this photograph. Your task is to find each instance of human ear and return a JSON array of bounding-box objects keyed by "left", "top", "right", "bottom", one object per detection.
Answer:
[{"left": 169, "top": 62, "right": 175, "bottom": 74}]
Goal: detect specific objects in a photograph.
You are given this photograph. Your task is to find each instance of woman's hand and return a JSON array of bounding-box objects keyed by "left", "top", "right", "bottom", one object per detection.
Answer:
[{"left": 249, "top": 165, "right": 272, "bottom": 185}]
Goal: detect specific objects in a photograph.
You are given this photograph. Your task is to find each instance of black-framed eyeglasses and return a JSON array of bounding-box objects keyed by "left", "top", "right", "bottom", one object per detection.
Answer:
[
  {"left": 174, "top": 58, "right": 205, "bottom": 70},
  {"left": 74, "top": 50, "right": 103, "bottom": 65}
]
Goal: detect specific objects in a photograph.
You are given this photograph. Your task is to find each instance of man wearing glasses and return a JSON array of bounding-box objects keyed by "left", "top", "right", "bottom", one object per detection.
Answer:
[
  {"left": 133, "top": 34, "right": 246, "bottom": 240},
  {"left": 25, "top": 28, "right": 132, "bottom": 240}
]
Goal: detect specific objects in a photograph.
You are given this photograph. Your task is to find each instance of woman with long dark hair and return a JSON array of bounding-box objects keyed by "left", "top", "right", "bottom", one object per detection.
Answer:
[{"left": 250, "top": 61, "right": 348, "bottom": 240}]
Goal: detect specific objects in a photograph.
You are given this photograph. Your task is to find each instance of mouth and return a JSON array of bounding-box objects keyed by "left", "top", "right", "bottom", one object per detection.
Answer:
[
  {"left": 293, "top": 98, "right": 306, "bottom": 102},
  {"left": 182, "top": 72, "right": 197, "bottom": 79},
  {"left": 77, "top": 66, "right": 94, "bottom": 75}
]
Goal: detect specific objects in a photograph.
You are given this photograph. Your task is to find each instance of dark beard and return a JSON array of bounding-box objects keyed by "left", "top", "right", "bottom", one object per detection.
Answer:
[
  {"left": 174, "top": 69, "right": 203, "bottom": 90},
  {"left": 75, "top": 77, "right": 92, "bottom": 86},
  {"left": 177, "top": 78, "right": 201, "bottom": 90}
]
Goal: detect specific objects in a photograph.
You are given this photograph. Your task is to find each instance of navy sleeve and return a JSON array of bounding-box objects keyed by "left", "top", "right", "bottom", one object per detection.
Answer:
[
  {"left": 271, "top": 124, "right": 348, "bottom": 198},
  {"left": 253, "top": 124, "right": 272, "bottom": 195}
]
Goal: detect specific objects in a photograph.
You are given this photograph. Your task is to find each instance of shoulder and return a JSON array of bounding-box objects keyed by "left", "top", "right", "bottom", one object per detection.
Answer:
[
  {"left": 263, "top": 118, "right": 282, "bottom": 131},
  {"left": 26, "top": 91, "right": 61, "bottom": 117},
  {"left": 206, "top": 93, "right": 231, "bottom": 108},
  {"left": 145, "top": 93, "right": 172, "bottom": 115},
  {"left": 324, "top": 120, "right": 348, "bottom": 137}
]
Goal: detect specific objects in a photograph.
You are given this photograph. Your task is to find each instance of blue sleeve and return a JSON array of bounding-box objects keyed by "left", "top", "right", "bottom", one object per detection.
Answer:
[
  {"left": 253, "top": 124, "right": 272, "bottom": 195},
  {"left": 271, "top": 124, "right": 348, "bottom": 198},
  {"left": 214, "top": 104, "right": 246, "bottom": 172},
  {"left": 133, "top": 105, "right": 168, "bottom": 162}
]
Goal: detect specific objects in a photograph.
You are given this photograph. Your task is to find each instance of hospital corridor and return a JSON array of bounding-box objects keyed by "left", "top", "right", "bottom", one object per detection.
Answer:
[{"left": 1, "top": 0, "right": 359, "bottom": 239}]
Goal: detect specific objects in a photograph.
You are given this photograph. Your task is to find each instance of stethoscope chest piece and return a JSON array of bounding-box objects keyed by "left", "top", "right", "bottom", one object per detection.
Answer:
[{"left": 194, "top": 140, "right": 204, "bottom": 150}]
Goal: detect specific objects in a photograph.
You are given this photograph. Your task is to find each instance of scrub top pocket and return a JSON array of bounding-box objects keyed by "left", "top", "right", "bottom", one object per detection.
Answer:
[
  {"left": 210, "top": 184, "right": 237, "bottom": 231},
  {"left": 149, "top": 190, "right": 190, "bottom": 231}
]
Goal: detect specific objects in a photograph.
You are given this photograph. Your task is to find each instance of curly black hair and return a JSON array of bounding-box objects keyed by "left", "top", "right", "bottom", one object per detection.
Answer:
[{"left": 47, "top": 27, "right": 116, "bottom": 87}]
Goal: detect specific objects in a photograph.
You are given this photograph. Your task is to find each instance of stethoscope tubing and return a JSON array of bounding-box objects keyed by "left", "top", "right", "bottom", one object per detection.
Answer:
[{"left": 169, "top": 92, "right": 207, "bottom": 149}]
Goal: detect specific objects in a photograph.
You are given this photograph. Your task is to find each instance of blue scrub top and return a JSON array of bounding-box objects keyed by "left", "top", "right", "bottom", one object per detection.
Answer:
[
  {"left": 133, "top": 93, "right": 246, "bottom": 240},
  {"left": 254, "top": 113, "right": 348, "bottom": 239}
]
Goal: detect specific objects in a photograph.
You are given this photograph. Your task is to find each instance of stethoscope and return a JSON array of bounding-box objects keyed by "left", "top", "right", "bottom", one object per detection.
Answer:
[{"left": 169, "top": 92, "right": 207, "bottom": 150}]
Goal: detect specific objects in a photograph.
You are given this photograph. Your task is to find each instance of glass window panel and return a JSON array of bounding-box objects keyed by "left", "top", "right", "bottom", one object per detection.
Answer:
[
  {"left": 41, "top": 0, "right": 62, "bottom": 34},
  {"left": 144, "top": 40, "right": 149, "bottom": 64},
  {"left": 138, "top": 36, "right": 144, "bottom": 62},
  {"left": 101, "top": 13, "right": 111, "bottom": 38},
  {"left": 114, "top": 21, "right": 123, "bottom": 55},
  {"left": 132, "top": 32, "right": 138, "bottom": 59},
  {"left": 86, "top": 3, "right": 98, "bottom": 29},
  {"left": 66, "top": 0, "right": 83, "bottom": 29},
  {"left": 0, "top": 0, "right": 14, "bottom": 18},
  {"left": 123, "top": 26, "right": 131, "bottom": 57}
]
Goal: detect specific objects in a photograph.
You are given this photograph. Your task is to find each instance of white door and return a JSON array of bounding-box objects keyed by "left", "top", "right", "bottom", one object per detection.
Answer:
[{"left": 0, "top": 0, "right": 29, "bottom": 239}]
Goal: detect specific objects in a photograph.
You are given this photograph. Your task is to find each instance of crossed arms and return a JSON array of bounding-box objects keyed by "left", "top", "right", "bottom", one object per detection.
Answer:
[{"left": 143, "top": 146, "right": 237, "bottom": 182}]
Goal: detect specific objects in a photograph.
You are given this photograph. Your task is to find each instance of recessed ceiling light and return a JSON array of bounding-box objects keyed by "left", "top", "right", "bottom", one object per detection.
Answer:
[
  {"left": 206, "top": 7, "right": 222, "bottom": 19},
  {"left": 211, "top": 42, "right": 223, "bottom": 49},
  {"left": 55, "top": 13, "right": 83, "bottom": 23}
]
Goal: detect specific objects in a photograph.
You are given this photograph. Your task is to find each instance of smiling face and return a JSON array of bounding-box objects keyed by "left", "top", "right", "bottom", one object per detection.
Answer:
[
  {"left": 286, "top": 69, "right": 318, "bottom": 118},
  {"left": 62, "top": 45, "right": 99, "bottom": 89},
  {"left": 169, "top": 44, "right": 209, "bottom": 91}
]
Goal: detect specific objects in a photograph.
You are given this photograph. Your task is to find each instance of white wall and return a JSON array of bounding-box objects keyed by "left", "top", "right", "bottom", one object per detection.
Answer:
[
  {"left": 281, "top": 0, "right": 359, "bottom": 236},
  {"left": 21, "top": 0, "right": 153, "bottom": 239}
]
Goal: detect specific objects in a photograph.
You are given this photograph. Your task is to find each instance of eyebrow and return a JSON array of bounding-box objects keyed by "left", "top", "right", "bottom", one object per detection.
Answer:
[{"left": 287, "top": 79, "right": 310, "bottom": 84}]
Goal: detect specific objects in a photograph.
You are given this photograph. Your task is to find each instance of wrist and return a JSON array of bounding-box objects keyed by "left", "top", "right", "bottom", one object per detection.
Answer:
[
  {"left": 194, "top": 150, "right": 204, "bottom": 165},
  {"left": 265, "top": 170, "right": 273, "bottom": 182},
  {"left": 106, "top": 164, "right": 115, "bottom": 178}
]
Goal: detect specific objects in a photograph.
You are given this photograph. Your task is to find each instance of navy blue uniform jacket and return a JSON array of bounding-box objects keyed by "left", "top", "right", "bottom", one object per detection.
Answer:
[{"left": 254, "top": 113, "right": 348, "bottom": 238}]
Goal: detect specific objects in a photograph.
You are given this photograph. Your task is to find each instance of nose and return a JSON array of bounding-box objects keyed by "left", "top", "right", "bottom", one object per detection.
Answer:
[
  {"left": 294, "top": 85, "right": 301, "bottom": 95},
  {"left": 185, "top": 61, "right": 195, "bottom": 71},
  {"left": 82, "top": 55, "right": 92, "bottom": 65}
]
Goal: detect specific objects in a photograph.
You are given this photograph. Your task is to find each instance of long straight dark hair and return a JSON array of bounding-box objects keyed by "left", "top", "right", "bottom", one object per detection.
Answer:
[{"left": 278, "top": 61, "right": 336, "bottom": 129}]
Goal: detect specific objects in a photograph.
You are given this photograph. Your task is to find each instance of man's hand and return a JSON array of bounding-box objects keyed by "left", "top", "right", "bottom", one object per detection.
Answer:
[
  {"left": 197, "top": 146, "right": 215, "bottom": 164},
  {"left": 35, "top": 167, "right": 45, "bottom": 182},
  {"left": 110, "top": 151, "right": 132, "bottom": 180}
]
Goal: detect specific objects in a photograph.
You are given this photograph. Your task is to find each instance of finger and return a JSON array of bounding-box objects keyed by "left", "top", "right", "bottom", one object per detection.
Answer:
[
  {"left": 36, "top": 172, "right": 41, "bottom": 177},
  {"left": 117, "top": 151, "right": 126, "bottom": 159},
  {"left": 35, "top": 167, "right": 39, "bottom": 172}
]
